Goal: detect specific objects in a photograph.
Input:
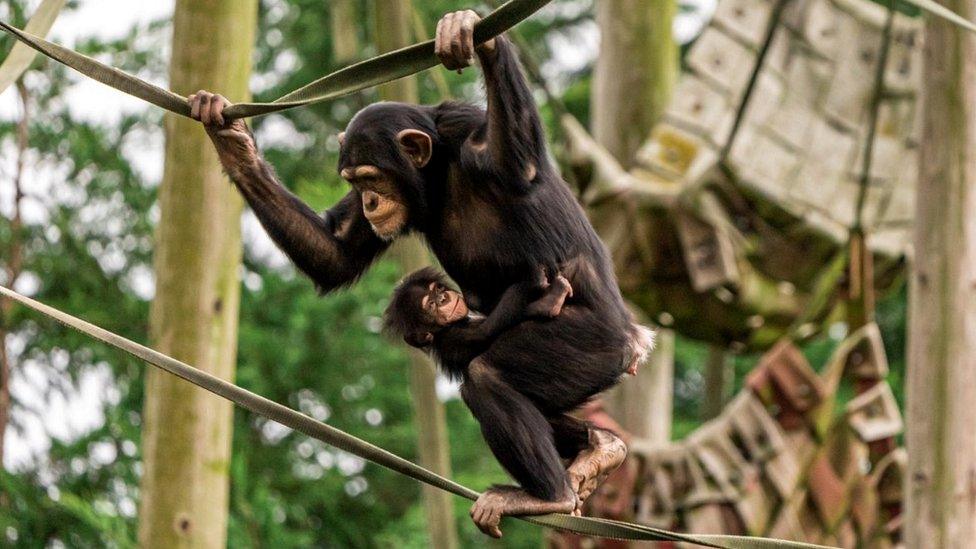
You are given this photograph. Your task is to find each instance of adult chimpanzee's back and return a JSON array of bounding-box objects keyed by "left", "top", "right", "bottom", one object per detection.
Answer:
[{"left": 190, "top": 9, "right": 649, "bottom": 538}]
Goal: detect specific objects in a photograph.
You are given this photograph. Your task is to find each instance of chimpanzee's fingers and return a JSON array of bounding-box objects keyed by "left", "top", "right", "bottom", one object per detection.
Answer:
[
  {"left": 435, "top": 14, "right": 455, "bottom": 70},
  {"left": 443, "top": 14, "right": 461, "bottom": 70},
  {"left": 475, "top": 515, "right": 493, "bottom": 537},
  {"left": 449, "top": 13, "right": 466, "bottom": 68},
  {"left": 198, "top": 92, "right": 213, "bottom": 125},
  {"left": 190, "top": 90, "right": 205, "bottom": 120},
  {"left": 487, "top": 514, "right": 503, "bottom": 539},
  {"left": 211, "top": 94, "right": 228, "bottom": 127},
  {"left": 459, "top": 10, "right": 478, "bottom": 65},
  {"left": 435, "top": 16, "right": 445, "bottom": 54}
]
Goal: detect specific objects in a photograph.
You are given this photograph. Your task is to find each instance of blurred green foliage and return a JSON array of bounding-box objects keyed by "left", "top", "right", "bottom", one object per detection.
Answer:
[{"left": 0, "top": 0, "right": 906, "bottom": 547}]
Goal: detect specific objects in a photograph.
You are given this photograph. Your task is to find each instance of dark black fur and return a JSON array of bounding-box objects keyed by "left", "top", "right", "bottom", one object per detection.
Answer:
[
  {"left": 384, "top": 266, "right": 552, "bottom": 380},
  {"left": 221, "top": 37, "right": 636, "bottom": 501}
]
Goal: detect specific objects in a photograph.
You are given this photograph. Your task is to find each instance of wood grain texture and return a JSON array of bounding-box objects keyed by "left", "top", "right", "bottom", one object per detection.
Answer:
[
  {"left": 137, "top": 1, "right": 257, "bottom": 547},
  {"left": 905, "top": 0, "right": 976, "bottom": 544}
]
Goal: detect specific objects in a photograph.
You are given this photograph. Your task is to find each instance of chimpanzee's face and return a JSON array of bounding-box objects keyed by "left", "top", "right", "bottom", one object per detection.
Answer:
[
  {"left": 339, "top": 163, "right": 411, "bottom": 240},
  {"left": 422, "top": 281, "right": 469, "bottom": 326},
  {"left": 337, "top": 105, "right": 434, "bottom": 241}
]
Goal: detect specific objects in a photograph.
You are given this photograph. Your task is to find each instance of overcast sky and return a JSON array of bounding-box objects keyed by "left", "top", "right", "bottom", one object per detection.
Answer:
[{"left": 1, "top": 0, "right": 715, "bottom": 471}]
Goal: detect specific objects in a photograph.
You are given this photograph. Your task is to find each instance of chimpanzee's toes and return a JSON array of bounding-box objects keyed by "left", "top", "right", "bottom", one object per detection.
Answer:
[{"left": 470, "top": 496, "right": 504, "bottom": 538}]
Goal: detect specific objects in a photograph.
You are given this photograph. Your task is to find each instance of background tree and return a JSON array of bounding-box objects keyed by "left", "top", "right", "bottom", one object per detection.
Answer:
[
  {"left": 137, "top": 1, "right": 257, "bottom": 546},
  {"left": 905, "top": 0, "right": 976, "bottom": 545},
  {"left": 373, "top": 2, "right": 459, "bottom": 548},
  {"left": 589, "top": 0, "right": 679, "bottom": 442}
]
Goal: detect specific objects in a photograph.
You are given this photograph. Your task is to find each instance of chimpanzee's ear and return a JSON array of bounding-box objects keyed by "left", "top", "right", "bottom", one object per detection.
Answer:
[
  {"left": 404, "top": 331, "right": 434, "bottom": 348},
  {"left": 337, "top": 131, "right": 346, "bottom": 147},
  {"left": 397, "top": 129, "right": 432, "bottom": 168}
]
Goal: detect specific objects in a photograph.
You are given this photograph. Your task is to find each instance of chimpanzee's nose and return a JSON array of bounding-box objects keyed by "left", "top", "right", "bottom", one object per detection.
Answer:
[{"left": 363, "top": 190, "right": 380, "bottom": 213}]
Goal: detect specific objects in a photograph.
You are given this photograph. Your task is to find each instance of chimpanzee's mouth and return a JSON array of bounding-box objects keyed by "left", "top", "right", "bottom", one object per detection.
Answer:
[{"left": 370, "top": 218, "right": 405, "bottom": 241}]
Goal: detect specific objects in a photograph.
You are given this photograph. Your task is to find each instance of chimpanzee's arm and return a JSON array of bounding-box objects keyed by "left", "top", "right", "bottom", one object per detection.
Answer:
[
  {"left": 477, "top": 36, "right": 548, "bottom": 188},
  {"left": 189, "top": 92, "right": 389, "bottom": 293},
  {"left": 239, "top": 171, "right": 389, "bottom": 293},
  {"left": 439, "top": 280, "right": 542, "bottom": 365},
  {"left": 435, "top": 11, "right": 547, "bottom": 192}
]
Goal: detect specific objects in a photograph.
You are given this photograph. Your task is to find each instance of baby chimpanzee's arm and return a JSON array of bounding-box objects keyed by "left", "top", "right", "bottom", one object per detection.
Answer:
[{"left": 438, "top": 271, "right": 573, "bottom": 366}]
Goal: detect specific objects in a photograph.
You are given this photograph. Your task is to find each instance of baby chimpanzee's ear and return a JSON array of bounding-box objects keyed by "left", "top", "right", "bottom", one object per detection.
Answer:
[{"left": 404, "top": 331, "right": 434, "bottom": 348}]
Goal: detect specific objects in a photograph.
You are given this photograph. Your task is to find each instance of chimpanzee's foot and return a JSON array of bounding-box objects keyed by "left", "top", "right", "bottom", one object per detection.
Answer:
[
  {"left": 470, "top": 485, "right": 577, "bottom": 538},
  {"left": 566, "top": 429, "right": 627, "bottom": 513}
]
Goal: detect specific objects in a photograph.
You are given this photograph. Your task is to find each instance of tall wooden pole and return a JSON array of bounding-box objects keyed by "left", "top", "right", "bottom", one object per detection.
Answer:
[
  {"left": 331, "top": 0, "right": 360, "bottom": 64},
  {"left": 904, "top": 0, "right": 976, "bottom": 546},
  {"left": 701, "top": 344, "right": 732, "bottom": 421},
  {"left": 374, "top": 3, "right": 459, "bottom": 548},
  {"left": 137, "top": 1, "right": 257, "bottom": 547},
  {"left": 590, "top": 0, "right": 679, "bottom": 443},
  {"left": 591, "top": 0, "right": 677, "bottom": 171}
]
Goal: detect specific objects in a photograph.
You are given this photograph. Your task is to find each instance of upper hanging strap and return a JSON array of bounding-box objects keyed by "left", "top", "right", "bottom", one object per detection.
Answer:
[{"left": 0, "top": 0, "right": 550, "bottom": 119}]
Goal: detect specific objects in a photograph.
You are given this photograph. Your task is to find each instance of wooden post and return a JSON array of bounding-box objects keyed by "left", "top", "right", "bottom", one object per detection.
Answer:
[
  {"left": 374, "top": 3, "right": 459, "bottom": 548},
  {"left": 702, "top": 344, "right": 732, "bottom": 421},
  {"left": 904, "top": 0, "right": 976, "bottom": 546},
  {"left": 331, "top": 0, "right": 360, "bottom": 64},
  {"left": 591, "top": 0, "right": 678, "bottom": 171},
  {"left": 637, "top": 329, "right": 675, "bottom": 441},
  {"left": 590, "top": 0, "right": 679, "bottom": 445},
  {"left": 137, "top": 1, "right": 257, "bottom": 547}
]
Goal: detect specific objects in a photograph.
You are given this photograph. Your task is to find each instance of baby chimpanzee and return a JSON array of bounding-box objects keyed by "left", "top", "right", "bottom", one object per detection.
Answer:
[{"left": 385, "top": 266, "right": 572, "bottom": 379}]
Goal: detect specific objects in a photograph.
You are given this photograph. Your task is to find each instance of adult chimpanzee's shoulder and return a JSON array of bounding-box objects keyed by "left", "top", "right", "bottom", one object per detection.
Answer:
[{"left": 431, "top": 101, "right": 485, "bottom": 148}]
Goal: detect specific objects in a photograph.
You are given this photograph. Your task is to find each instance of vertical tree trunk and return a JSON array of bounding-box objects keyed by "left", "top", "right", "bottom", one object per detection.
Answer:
[
  {"left": 0, "top": 81, "right": 27, "bottom": 472},
  {"left": 590, "top": 0, "right": 679, "bottom": 444},
  {"left": 701, "top": 344, "right": 732, "bottom": 420},
  {"left": 591, "top": 0, "right": 677, "bottom": 171},
  {"left": 137, "top": 2, "right": 256, "bottom": 547},
  {"left": 612, "top": 329, "right": 674, "bottom": 440},
  {"left": 904, "top": 1, "right": 976, "bottom": 546},
  {"left": 331, "top": 0, "right": 360, "bottom": 64},
  {"left": 374, "top": 3, "right": 459, "bottom": 548}
]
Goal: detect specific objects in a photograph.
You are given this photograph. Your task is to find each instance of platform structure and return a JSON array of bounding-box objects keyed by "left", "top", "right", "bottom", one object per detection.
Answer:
[
  {"left": 554, "top": 0, "right": 916, "bottom": 545},
  {"left": 569, "top": 0, "right": 920, "bottom": 350}
]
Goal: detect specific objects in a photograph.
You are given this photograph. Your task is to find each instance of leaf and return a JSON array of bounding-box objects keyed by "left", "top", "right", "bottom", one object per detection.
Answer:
[{"left": 0, "top": 0, "right": 66, "bottom": 94}]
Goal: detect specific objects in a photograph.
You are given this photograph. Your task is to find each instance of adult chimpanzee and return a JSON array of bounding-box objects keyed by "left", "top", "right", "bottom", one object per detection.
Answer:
[{"left": 189, "top": 9, "right": 652, "bottom": 537}]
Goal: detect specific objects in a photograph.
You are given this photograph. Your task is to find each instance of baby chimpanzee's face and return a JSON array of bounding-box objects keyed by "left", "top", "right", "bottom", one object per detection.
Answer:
[{"left": 422, "top": 282, "right": 469, "bottom": 326}]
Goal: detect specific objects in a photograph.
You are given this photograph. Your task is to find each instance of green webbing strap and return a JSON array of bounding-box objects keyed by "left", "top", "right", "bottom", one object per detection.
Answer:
[
  {"left": 0, "top": 285, "right": 832, "bottom": 548},
  {"left": 0, "top": 0, "right": 549, "bottom": 120},
  {"left": 2, "top": 0, "right": 975, "bottom": 117}
]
